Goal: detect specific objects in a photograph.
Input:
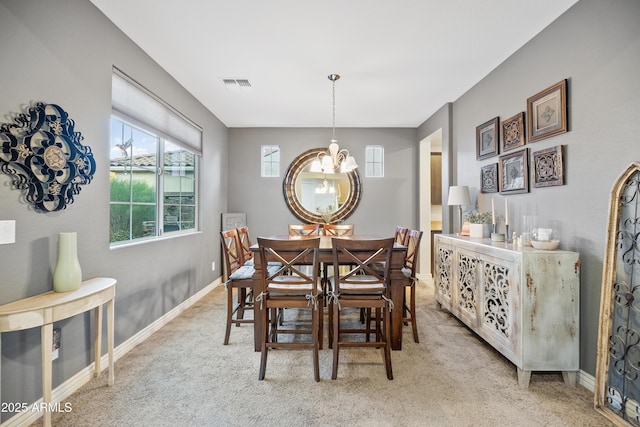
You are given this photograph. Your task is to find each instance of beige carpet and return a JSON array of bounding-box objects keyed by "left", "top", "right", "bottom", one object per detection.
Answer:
[{"left": 36, "top": 281, "right": 613, "bottom": 427}]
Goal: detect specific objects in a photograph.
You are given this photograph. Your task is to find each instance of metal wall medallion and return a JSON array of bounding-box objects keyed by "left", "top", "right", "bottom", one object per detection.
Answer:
[{"left": 0, "top": 103, "right": 96, "bottom": 212}]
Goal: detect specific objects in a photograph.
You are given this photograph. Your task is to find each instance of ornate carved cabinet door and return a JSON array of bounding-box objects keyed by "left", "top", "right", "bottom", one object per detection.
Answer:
[
  {"left": 454, "top": 248, "right": 481, "bottom": 328},
  {"left": 434, "top": 238, "right": 454, "bottom": 310},
  {"left": 479, "top": 254, "right": 516, "bottom": 356},
  {"left": 596, "top": 162, "right": 640, "bottom": 426}
]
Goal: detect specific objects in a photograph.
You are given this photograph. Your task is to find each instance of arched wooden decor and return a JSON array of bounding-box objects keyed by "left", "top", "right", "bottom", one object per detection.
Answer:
[
  {"left": 283, "top": 148, "right": 361, "bottom": 224},
  {"left": 595, "top": 161, "right": 640, "bottom": 425}
]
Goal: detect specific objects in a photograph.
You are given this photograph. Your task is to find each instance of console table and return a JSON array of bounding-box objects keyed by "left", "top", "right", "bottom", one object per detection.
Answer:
[
  {"left": 0, "top": 277, "right": 116, "bottom": 427},
  {"left": 433, "top": 235, "right": 579, "bottom": 388}
]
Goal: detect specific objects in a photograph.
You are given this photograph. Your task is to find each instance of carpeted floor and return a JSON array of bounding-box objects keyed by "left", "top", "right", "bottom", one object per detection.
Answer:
[{"left": 37, "top": 281, "right": 613, "bottom": 427}]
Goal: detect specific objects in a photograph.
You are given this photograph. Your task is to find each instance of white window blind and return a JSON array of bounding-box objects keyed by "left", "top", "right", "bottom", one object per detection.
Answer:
[{"left": 112, "top": 68, "right": 202, "bottom": 155}]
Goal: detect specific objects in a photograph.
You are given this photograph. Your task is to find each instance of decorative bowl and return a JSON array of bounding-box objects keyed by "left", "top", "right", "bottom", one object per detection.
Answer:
[{"left": 530, "top": 239, "right": 560, "bottom": 250}]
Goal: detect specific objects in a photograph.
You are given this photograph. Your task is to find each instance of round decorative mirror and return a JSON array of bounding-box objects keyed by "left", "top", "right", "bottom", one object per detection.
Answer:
[{"left": 283, "top": 148, "right": 362, "bottom": 224}]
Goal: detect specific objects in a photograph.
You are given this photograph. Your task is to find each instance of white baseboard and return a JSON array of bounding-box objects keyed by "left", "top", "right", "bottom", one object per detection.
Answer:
[
  {"left": 578, "top": 369, "right": 596, "bottom": 392},
  {"left": 1, "top": 279, "right": 222, "bottom": 427}
]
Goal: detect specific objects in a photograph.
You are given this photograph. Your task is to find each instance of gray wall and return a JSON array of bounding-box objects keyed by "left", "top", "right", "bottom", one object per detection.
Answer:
[
  {"left": 428, "top": 0, "right": 640, "bottom": 376},
  {"left": 0, "top": 0, "right": 227, "bottom": 418},
  {"left": 227, "top": 127, "right": 418, "bottom": 237}
]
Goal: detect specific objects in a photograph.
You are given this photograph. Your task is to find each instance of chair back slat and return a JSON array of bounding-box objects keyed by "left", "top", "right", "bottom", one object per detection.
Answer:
[
  {"left": 289, "top": 223, "right": 321, "bottom": 237},
  {"left": 331, "top": 237, "right": 394, "bottom": 294},
  {"left": 220, "top": 229, "right": 242, "bottom": 279},
  {"left": 257, "top": 237, "right": 320, "bottom": 294},
  {"left": 236, "top": 226, "right": 253, "bottom": 265},
  {"left": 323, "top": 224, "right": 354, "bottom": 236},
  {"left": 394, "top": 226, "right": 409, "bottom": 246},
  {"left": 404, "top": 229, "right": 423, "bottom": 277}
]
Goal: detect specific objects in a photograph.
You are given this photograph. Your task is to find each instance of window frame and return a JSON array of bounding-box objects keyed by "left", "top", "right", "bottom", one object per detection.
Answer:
[
  {"left": 261, "top": 144, "right": 281, "bottom": 177},
  {"left": 109, "top": 112, "right": 200, "bottom": 247},
  {"left": 365, "top": 145, "right": 385, "bottom": 178}
]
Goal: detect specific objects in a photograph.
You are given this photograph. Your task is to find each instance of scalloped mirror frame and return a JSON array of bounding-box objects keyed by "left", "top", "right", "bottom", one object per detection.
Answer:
[{"left": 282, "top": 148, "right": 362, "bottom": 224}]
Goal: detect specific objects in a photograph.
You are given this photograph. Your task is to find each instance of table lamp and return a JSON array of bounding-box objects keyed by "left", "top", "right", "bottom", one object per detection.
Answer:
[{"left": 447, "top": 185, "right": 470, "bottom": 234}]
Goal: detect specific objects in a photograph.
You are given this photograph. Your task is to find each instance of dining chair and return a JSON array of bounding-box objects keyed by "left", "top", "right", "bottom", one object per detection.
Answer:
[
  {"left": 220, "top": 229, "right": 255, "bottom": 345},
  {"left": 236, "top": 226, "right": 254, "bottom": 266},
  {"left": 328, "top": 237, "right": 395, "bottom": 380},
  {"left": 256, "top": 237, "right": 322, "bottom": 381},
  {"left": 402, "top": 229, "right": 423, "bottom": 343},
  {"left": 288, "top": 223, "right": 321, "bottom": 237}
]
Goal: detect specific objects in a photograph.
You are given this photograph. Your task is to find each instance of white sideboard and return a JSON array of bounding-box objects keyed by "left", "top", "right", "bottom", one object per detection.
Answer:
[{"left": 433, "top": 234, "right": 579, "bottom": 388}]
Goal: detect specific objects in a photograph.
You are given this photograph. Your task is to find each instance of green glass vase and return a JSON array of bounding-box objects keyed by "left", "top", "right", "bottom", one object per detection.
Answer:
[{"left": 53, "top": 232, "right": 82, "bottom": 292}]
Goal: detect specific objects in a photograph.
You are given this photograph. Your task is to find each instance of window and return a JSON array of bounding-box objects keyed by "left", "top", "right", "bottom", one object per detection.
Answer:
[
  {"left": 365, "top": 145, "right": 384, "bottom": 177},
  {"left": 110, "top": 69, "right": 200, "bottom": 245},
  {"left": 261, "top": 145, "right": 280, "bottom": 177}
]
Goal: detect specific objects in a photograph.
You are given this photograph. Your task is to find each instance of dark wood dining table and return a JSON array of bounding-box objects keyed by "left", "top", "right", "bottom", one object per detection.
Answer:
[{"left": 250, "top": 235, "right": 408, "bottom": 351}]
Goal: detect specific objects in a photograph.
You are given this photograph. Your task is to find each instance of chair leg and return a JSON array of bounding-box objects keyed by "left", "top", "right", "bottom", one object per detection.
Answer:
[
  {"left": 410, "top": 284, "right": 419, "bottom": 343},
  {"left": 383, "top": 307, "right": 393, "bottom": 380},
  {"left": 328, "top": 300, "right": 333, "bottom": 349},
  {"left": 237, "top": 287, "right": 246, "bottom": 320},
  {"left": 318, "top": 300, "right": 324, "bottom": 350},
  {"left": 332, "top": 302, "right": 340, "bottom": 380},
  {"left": 259, "top": 300, "right": 270, "bottom": 380},
  {"left": 223, "top": 285, "right": 233, "bottom": 345},
  {"left": 313, "top": 307, "right": 320, "bottom": 382}
]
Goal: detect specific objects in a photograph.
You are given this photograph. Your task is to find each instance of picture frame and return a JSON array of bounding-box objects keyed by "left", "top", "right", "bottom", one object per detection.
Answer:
[
  {"left": 476, "top": 117, "right": 499, "bottom": 160},
  {"left": 499, "top": 148, "right": 529, "bottom": 195},
  {"left": 501, "top": 112, "right": 526, "bottom": 152},
  {"left": 480, "top": 163, "right": 499, "bottom": 193},
  {"left": 527, "top": 79, "right": 567, "bottom": 143},
  {"left": 532, "top": 145, "right": 564, "bottom": 187}
]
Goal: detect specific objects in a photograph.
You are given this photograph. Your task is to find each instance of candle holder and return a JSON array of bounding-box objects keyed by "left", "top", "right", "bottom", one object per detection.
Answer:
[
  {"left": 505, "top": 224, "right": 510, "bottom": 242},
  {"left": 491, "top": 232, "right": 505, "bottom": 242}
]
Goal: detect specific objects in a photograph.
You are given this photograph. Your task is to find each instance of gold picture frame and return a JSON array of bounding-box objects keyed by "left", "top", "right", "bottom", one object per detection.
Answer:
[{"left": 527, "top": 79, "right": 568, "bottom": 143}]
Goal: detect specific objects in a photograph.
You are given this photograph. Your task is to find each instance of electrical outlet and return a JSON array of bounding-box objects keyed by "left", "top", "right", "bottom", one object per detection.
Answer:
[{"left": 211, "top": 261, "right": 216, "bottom": 271}]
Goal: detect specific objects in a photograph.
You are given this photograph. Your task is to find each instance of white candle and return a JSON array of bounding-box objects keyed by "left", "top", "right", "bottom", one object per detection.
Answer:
[
  {"left": 491, "top": 198, "right": 496, "bottom": 224},
  {"left": 505, "top": 199, "right": 509, "bottom": 225}
]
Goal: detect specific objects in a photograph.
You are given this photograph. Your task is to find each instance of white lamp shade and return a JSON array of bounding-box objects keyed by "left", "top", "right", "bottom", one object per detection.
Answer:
[{"left": 447, "top": 185, "right": 470, "bottom": 206}]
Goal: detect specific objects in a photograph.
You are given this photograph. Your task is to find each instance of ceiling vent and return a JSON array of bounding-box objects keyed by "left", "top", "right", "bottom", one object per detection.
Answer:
[{"left": 221, "top": 78, "right": 252, "bottom": 92}]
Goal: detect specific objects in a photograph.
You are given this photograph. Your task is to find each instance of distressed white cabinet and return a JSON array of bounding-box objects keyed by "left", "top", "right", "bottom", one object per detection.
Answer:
[{"left": 434, "top": 234, "right": 579, "bottom": 388}]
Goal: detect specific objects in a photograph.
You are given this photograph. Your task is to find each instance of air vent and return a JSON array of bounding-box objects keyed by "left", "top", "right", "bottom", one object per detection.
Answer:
[{"left": 221, "top": 78, "right": 252, "bottom": 91}]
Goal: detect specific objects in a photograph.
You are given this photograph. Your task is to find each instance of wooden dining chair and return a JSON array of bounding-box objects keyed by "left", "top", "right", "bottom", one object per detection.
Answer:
[
  {"left": 402, "top": 229, "right": 423, "bottom": 343},
  {"left": 256, "top": 237, "right": 322, "bottom": 381},
  {"left": 220, "top": 229, "right": 255, "bottom": 345},
  {"left": 328, "top": 237, "right": 395, "bottom": 380},
  {"left": 288, "top": 223, "right": 321, "bottom": 237}
]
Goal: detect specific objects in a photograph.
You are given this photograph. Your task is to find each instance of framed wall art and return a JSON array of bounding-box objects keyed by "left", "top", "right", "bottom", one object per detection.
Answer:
[
  {"left": 501, "top": 112, "right": 526, "bottom": 152},
  {"left": 476, "top": 117, "right": 499, "bottom": 160},
  {"left": 480, "top": 163, "right": 498, "bottom": 193},
  {"left": 532, "top": 145, "right": 564, "bottom": 187},
  {"left": 499, "top": 148, "right": 529, "bottom": 195},
  {"left": 527, "top": 79, "right": 568, "bottom": 143}
]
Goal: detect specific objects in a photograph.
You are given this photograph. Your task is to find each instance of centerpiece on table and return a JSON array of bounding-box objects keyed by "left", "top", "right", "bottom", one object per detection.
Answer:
[{"left": 465, "top": 210, "right": 492, "bottom": 238}]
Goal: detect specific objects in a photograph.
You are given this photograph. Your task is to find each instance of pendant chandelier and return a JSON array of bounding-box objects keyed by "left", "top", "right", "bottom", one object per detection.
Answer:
[{"left": 310, "top": 74, "right": 358, "bottom": 174}]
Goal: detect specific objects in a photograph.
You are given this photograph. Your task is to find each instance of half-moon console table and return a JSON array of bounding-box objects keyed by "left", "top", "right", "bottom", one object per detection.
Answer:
[{"left": 0, "top": 277, "right": 116, "bottom": 427}]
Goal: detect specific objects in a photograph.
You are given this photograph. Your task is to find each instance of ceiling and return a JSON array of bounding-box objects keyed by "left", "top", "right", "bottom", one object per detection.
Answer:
[{"left": 90, "top": 0, "right": 578, "bottom": 128}]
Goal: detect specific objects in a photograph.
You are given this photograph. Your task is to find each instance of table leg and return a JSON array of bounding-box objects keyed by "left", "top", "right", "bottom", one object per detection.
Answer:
[
  {"left": 94, "top": 305, "right": 103, "bottom": 377},
  {"left": 390, "top": 277, "right": 403, "bottom": 350},
  {"left": 107, "top": 298, "right": 114, "bottom": 386},
  {"left": 41, "top": 323, "right": 53, "bottom": 427}
]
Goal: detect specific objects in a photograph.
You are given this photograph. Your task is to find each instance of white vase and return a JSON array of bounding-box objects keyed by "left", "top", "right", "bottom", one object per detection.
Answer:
[
  {"left": 469, "top": 223, "right": 485, "bottom": 238},
  {"left": 53, "top": 232, "right": 82, "bottom": 292}
]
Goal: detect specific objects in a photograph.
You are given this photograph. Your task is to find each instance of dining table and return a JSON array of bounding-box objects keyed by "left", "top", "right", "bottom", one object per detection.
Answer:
[{"left": 249, "top": 235, "right": 408, "bottom": 351}]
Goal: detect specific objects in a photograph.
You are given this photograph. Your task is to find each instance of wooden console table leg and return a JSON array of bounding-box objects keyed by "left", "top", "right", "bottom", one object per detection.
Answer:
[
  {"left": 517, "top": 367, "right": 531, "bottom": 389},
  {"left": 94, "top": 305, "right": 103, "bottom": 377},
  {"left": 562, "top": 371, "right": 577, "bottom": 387},
  {"left": 42, "top": 323, "right": 53, "bottom": 427},
  {"left": 107, "top": 298, "right": 114, "bottom": 386}
]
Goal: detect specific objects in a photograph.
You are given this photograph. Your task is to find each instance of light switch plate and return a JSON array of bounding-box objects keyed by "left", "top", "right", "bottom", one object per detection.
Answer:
[{"left": 0, "top": 220, "right": 16, "bottom": 244}]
